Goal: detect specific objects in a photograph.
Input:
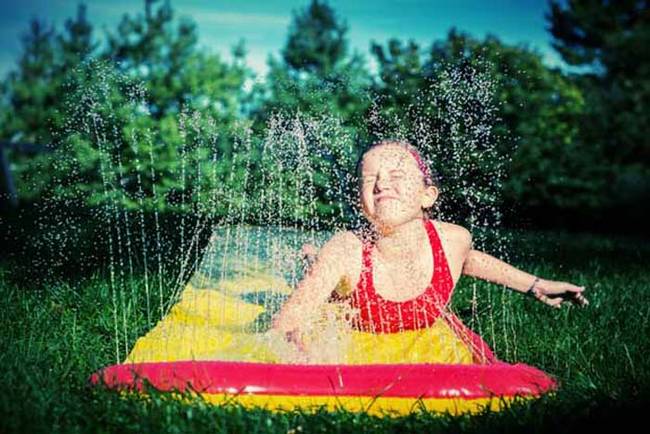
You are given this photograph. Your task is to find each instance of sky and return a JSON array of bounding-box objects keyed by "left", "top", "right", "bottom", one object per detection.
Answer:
[{"left": 0, "top": 0, "right": 566, "bottom": 80}]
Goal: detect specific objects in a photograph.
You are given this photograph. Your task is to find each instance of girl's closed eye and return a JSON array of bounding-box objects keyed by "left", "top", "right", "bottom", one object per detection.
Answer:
[{"left": 362, "top": 171, "right": 404, "bottom": 185}]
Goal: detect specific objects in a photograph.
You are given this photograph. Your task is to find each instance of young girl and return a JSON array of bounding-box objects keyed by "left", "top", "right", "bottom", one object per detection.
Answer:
[{"left": 271, "top": 139, "right": 588, "bottom": 365}]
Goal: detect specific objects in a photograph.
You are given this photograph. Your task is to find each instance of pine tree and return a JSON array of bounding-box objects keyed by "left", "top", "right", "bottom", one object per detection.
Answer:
[
  {"left": 251, "top": 0, "right": 372, "bottom": 226},
  {"left": 259, "top": 0, "right": 371, "bottom": 121},
  {"left": 282, "top": 0, "right": 348, "bottom": 76}
]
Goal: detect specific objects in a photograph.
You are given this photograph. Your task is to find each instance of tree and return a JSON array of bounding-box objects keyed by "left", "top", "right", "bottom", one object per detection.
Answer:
[
  {"left": 282, "top": 0, "right": 348, "bottom": 76},
  {"left": 548, "top": 0, "right": 650, "bottom": 217},
  {"left": 256, "top": 0, "right": 371, "bottom": 122},
  {"left": 105, "top": 0, "right": 248, "bottom": 124},
  {"left": 2, "top": 0, "right": 251, "bottom": 213},
  {"left": 0, "top": 4, "right": 98, "bottom": 200},
  {"left": 0, "top": 0, "right": 255, "bottom": 276},
  {"left": 369, "top": 30, "right": 605, "bottom": 227},
  {"left": 251, "top": 0, "right": 373, "bottom": 227},
  {"left": 59, "top": 4, "right": 97, "bottom": 69}
]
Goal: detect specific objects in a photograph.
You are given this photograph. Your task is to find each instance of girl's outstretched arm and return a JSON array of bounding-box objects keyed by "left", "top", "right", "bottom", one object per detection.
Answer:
[{"left": 462, "top": 249, "right": 589, "bottom": 308}]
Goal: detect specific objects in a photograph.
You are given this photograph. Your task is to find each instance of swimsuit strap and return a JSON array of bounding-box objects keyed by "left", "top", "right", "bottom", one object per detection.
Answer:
[
  {"left": 424, "top": 218, "right": 451, "bottom": 290},
  {"left": 349, "top": 219, "right": 455, "bottom": 333},
  {"left": 423, "top": 219, "right": 455, "bottom": 302},
  {"left": 360, "top": 218, "right": 447, "bottom": 301},
  {"left": 358, "top": 239, "right": 374, "bottom": 294}
]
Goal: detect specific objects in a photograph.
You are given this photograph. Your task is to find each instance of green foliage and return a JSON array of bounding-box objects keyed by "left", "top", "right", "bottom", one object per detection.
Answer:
[
  {"left": 282, "top": 0, "right": 349, "bottom": 76},
  {"left": 249, "top": 0, "right": 372, "bottom": 227},
  {"left": 548, "top": 0, "right": 649, "bottom": 73},
  {"left": 369, "top": 29, "right": 609, "bottom": 216},
  {"left": 0, "top": 1, "right": 255, "bottom": 280},
  {"left": 246, "top": 114, "right": 359, "bottom": 228},
  {"left": 0, "top": 5, "right": 98, "bottom": 199},
  {"left": 105, "top": 0, "right": 248, "bottom": 124},
  {"left": 254, "top": 0, "right": 372, "bottom": 127},
  {"left": 260, "top": 53, "right": 371, "bottom": 125},
  {"left": 2, "top": 1, "right": 251, "bottom": 218},
  {"left": 1, "top": 0, "right": 646, "bottom": 235},
  {"left": 548, "top": 0, "right": 650, "bottom": 209}
]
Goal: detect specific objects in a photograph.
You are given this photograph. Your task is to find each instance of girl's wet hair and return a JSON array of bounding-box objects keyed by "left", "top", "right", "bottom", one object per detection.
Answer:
[
  {"left": 354, "top": 139, "right": 441, "bottom": 219},
  {"left": 355, "top": 139, "right": 440, "bottom": 189}
]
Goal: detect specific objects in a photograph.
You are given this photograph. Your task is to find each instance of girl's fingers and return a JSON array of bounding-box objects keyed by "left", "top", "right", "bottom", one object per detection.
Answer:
[
  {"left": 535, "top": 284, "right": 588, "bottom": 308},
  {"left": 559, "top": 283, "right": 585, "bottom": 294},
  {"left": 569, "top": 287, "right": 589, "bottom": 305},
  {"left": 535, "top": 290, "right": 557, "bottom": 307},
  {"left": 558, "top": 291, "right": 588, "bottom": 306},
  {"left": 554, "top": 285, "right": 587, "bottom": 300},
  {"left": 574, "top": 293, "right": 589, "bottom": 306}
]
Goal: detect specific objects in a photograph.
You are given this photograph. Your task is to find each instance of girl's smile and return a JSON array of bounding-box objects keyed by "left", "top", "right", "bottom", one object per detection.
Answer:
[{"left": 374, "top": 194, "right": 399, "bottom": 203}]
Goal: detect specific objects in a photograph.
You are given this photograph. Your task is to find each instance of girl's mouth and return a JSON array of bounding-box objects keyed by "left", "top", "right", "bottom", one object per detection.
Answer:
[{"left": 375, "top": 195, "right": 399, "bottom": 203}]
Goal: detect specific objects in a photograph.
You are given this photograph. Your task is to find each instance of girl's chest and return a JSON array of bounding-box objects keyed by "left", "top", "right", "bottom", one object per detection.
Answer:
[{"left": 337, "top": 222, "right": 468, "bottom": 299}]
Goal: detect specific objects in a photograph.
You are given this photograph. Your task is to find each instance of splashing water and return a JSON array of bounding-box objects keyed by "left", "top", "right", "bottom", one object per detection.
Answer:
[{"left": 38, "top": 58, "right": 521, "bottom": 365}]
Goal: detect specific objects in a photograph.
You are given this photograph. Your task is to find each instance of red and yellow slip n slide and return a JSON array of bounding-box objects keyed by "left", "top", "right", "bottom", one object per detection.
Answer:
[{"left": 91, "top": 360, "right": 558, "bottom": 416}]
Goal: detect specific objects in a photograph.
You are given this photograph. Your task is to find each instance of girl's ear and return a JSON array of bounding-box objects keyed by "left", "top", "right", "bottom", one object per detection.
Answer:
[{"left": 421, "top": 186, "right": 439, "bottom": 209}]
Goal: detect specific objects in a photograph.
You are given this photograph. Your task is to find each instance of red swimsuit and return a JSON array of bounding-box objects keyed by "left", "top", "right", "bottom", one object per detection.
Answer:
[
  {"left": 331, "top": 218, "right": 498, "bottom": 364},
  {"left": 347, "top": 218, "right": 453, "bottom": 334}
]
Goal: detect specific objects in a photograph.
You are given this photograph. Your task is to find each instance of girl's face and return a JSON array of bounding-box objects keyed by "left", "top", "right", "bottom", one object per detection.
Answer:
[{"left": 359, "top": 144, "right": 438, "bottom": 230}]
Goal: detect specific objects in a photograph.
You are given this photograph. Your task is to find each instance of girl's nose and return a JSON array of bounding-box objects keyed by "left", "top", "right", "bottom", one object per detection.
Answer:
[{"left": 374, "top": 174, "right": 392, "bottom": 193}]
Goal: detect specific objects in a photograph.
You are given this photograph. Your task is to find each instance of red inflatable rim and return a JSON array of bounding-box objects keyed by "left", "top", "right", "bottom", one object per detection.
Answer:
[{"left": 91, "top": 360, "right": 558, "bottom": 399}]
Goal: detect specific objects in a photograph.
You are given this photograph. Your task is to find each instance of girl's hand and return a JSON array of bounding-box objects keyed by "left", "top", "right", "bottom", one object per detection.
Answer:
[
  {"left": 529, "top": 279, "right": 589, "bottom": 309},
  {"left": 285, "top": 329, "right": 308, "bottom": 353},
  {"left": 285, "top": 330, "right": 312, "bottom": 364},
  {"left": 265, "top": 328, "right": 311, "bottom": 364}
]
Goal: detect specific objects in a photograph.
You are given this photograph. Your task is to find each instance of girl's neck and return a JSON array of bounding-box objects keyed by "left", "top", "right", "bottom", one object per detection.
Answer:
[{"left": 373, "top": 217, "right": 427, "bottom": 262}]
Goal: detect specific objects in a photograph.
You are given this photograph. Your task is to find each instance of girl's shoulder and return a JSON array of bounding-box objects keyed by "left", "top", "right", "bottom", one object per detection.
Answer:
[
  {"left": 429, "top": 219, "right": 473, "bottom": 249},
  {"left": 311, "top": 230, "right": 363, "bottom": 268},
  {"left": 325, "top": 229, "right": 364, "bottom": 252},
  {"left": 322, "top": 230, "right": 363, "bottom": 294}
]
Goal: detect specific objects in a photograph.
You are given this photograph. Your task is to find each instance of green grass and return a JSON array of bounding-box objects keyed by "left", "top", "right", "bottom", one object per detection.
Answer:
[{"left": 1, "top": 228, "right": 649, "bottom": 433}]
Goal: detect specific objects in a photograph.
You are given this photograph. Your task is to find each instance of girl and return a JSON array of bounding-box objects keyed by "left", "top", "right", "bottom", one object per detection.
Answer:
[{"left": 271, "top": 139, "right": 588, "bottom": 364}]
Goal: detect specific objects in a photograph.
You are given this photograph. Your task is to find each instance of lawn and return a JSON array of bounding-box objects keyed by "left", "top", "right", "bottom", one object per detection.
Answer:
[{"left": 1, "top": 227, "right": 648, "bottom": 433}]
